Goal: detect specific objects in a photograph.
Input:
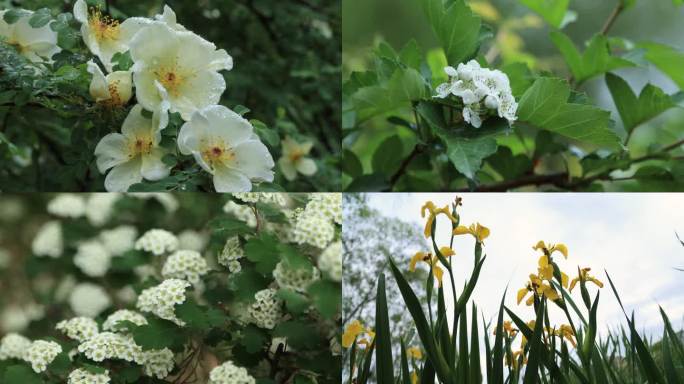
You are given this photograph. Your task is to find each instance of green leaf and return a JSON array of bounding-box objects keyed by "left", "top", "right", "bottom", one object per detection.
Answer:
[
  {"left": 3, "top": 9, "right": 29, "bottom": 25},
  {"left": 520, "top": 0, "right": 572, "bottom": 28},
  {"left": 416, "top": 101, "right": 500, "bottom": 179},
  {"left": 119, "top": 366, "right": 142, "bottom": 383},
  {"left": 110, "top": 250, "right": 147, "bottom": 271},
  {"left": 274, "top": 321, "right": 319, "bottom": 349},
  {"left": 399, "top": 39, "right": 423, "bottom": 70},
  {"left": 244, "top": 232, "right": 281, "bottom": 275},
  {"left": 345, "top": 173, "right": 390, "bottom": 192},
  {"left": 342, "top": 149, "right": 363, "bottom": 177},
  {"left": 277, "top": 289, "right": 310, "bottom": 315},
  {"left": 605, "top": 73, "right": 676, "bottom": 133},
  {"left": 176, "top": 299, "right": 209, "bottom": 330},
  {"left": 251, "top": 120, "right": 280, "bottom": 147},
  {"left": 132, "top": 318, "right": 182, "bottom": 351},
  {"left": 372, "top": 135, "right": 403, "bottom": 177},
  {"left": 501, "top": 62, "right": 534, "bottom": 98},
  {"left": 3, "top": 365, "right": 42, "bottom": 384},
  {"left": 638, "top": 42, "right": 684, "bottom": 89},
  {"left": 517, "top": 77, "right": 622, "bottom": 149},
  {"left": 111, "top": 51, "right": 134, "bottom": 71},
  {"left": 375, "top": 273, "right": 395, "bottom": 384},
  {"left": 241, "top": 325, "right": 268, "bottom": 353},
  {"left": 307, "top": 280, "right": 341, "bottom": 319},
  {"left": 621, "top": 0, "right": 637, "bottom": 9},
  {"left": 228, "top": 265, "right": 270, "bottom": 301},
  {"left": 28, "top": 9, "right": 52, "bottom": 28},
  {"left": 550, "top": 32, "right": 635, "bottom": 83},
  {"left": 209, "top": 216, "right": 254, "bottom": 237},
  {"left": 418, "top": 0, "right": 481, "bottom": 65}
]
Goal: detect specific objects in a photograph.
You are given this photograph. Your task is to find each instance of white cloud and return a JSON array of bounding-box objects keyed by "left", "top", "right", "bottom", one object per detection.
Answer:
[{"left": 366, "top": 193, "right": 684, "bottom": 339}]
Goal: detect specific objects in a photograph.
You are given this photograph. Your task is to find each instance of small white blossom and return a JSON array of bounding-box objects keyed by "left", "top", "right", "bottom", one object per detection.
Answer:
[
  {"left": 69, "top": 283, "right": 111, "bottom": 318},
  {"left": 178, "top": 105, "right": 274, "bottom": 192},
  {"left": 249, "top": 288, "right": 282, "bottom": 329},
  {"left": 87, "top": 60, "right": 133, "bottom": 106},
  {"left": 94, "top": 105, "right": 171, "bottom": 192},
  {"left": 161, "top": 250, "right": 210, "bottom": 285},
  {"left": 73, "top": 240, "right": 111, "bottom": 277},
  {"left": 233, "top": 193, "right": 287, "bottom": 206},
  {"left": 434, "top": 60, "right": 518, "bottom": 128},
  {"left": 68, "top": 368, "right": 111, "bottom": 384},
  {"left": 222, "top": 201, "right": 257, "bottom": 227},
  {"left": 103, "top": 310, "right": 148, "bottom": 333},
  {"left": 307, "top": 193, "right": 341, "bottom": 224},
  {"left": 85, "top": 194, "right": 121, "bottom": 226},
  {"left": 47, "top": 194, "right": 86, "bottom": 218},
  {"left": 141, "top": 348, "right": 175, "bottom": 379},
  {"left": 0, "top": 333, "right": 31, "bottom": 360},
  {"left": 77, "top": 332, "right": 142, "bottom": 363},
  {"left": 56, "top": 317, "right": 99, "bottom": 342},
  {"left": 178, "top": 230, "right": 208, "bottom": 252},
  {"left": 273, "top": 262, "right": 320, "bottom": 292},
  {"left": 32, "top": 220, "right": 63, "bottom": 258},
  {"left": 278, "top": 136, "right": 317, "bottom": 181},
  {"left": 136, "top": 279, "right": 191, "bottom": 326},
  {"left": 318, "top": 241, "right": 342, "bottom": 282},
  {"left": 209, "top": 361, "right": 255, "bottom": 384},
  {"left": 100, "top": 225, "right": 138, "bottom": 256},
  {"left": 0, "top": 9, "right": 61, "bottom": 63},
  {"left": 135, "top": 229, "right": 178, "bottom": 256},
  {"left": 218, "top": 236, "right": 243, "bottom": 273},
  {"left": 292, "top": 209, "right": 335, "bottom": 249},
  {"left": 23, "top": 340, "right": 62, "bottom": 373}
]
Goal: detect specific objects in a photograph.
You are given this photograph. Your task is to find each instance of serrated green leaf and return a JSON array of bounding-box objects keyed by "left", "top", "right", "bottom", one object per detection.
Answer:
[
  {"left": 517, "top": 77, "right": 622, "bottom": 149},
  {"left": 342, "top": 149, "right": 363, "bottom": 177},
  {"left": 605, "top": 73, "right": 676, "bottom": 133},
  {"left": 244, "top": 232, "right": 281, "bottom": 275},
  {"left": 175, "top": 299, "right": 208, "bottom": 330},
  {"left": 307, "top": 280, "right": 341, "bottom": 319},
  {"left": 520, "top": 0, "right": 570, "bottom": 28},
  {"left": 274, "top": 321, "right": 319, "bottom": 349},
  {"left": 372, "top": 135, "right": 404, "bottom": 177},
  {"left": 277, "top": 289, "right": 310, "bottom": 314},
  {"left": 550, "top": 32, "right": 635, "bottom": 83},
  {"left": 132, "top": 318, "right": 182, "bottom": 351},
  {"left": 418, "top": 0, "right": 481, "bottom": 65},
  {"left": 28, "top": 9, "right": 52, "bottom": 28},
  {"left": 638, "top": 42, "right": 684, "bottom": 89},
  {"left": 241, "top": 325, "right": 268, "bottom": 353},
  {"left": 3, "top": 365, "right": 42, "bottom": 384}
]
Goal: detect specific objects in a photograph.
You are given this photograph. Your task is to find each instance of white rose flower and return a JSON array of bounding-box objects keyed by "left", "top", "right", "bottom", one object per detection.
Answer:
[
  {"left": 278, "top": 136, "right": 317, "bottom": 181},
  {"left": 87, "top": 60, "right": 133, "bottom": 106},
  {"left": 73, "top": 0, "right": 151, "bottom": 71},
  {"left": 129, "top": 22, "right": 233, "bottom": 121},
  {"left": 154, "top": 5, "right": 186, "bottom": 31},
  {"left": 178, "top": 105, "right": 274, "bottom": 192},
  {"left": 94, "top": 105, "right": 171, "bottom": 192},
  {"left": 0, "top": 9, "right": 60, "bottom": 63}
]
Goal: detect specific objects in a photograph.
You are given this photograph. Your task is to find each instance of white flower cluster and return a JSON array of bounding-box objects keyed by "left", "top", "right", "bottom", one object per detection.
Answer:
[
  {"left": 56, "top": 317, "right": 99, "bottom": 342},
  {"left": 223, "top": 201, "right": 257, "bottom": 227},
  {"left": 209, "top": 361, "right": 256, "bottom": 384},
  {"left": 69, "top": 283, "right": 111, "bottom": 318},
  {"left": 47, "top": 194, "right": 86, "bottom": 218},
  {"left": 162, "top": 250, "right": 210, "bottom": 284},
  {"left": 218, "top": 236, "right": 244, "bottom": 273},
  {"left": 273, "top": 262, "right": 320, "bottom": 292},
  {"left": 74, "top": 240, "right": 111, "bottom": 277},
  {"left": 135, "top": 229, "right": 179, "bottom": 256},
  {"left": 99, "top": 226, "right": 138, "bottom": 256},
  {"left": 140, "top": 348, "right": 175, "bottom": 379},
  {"left": 31, "top": 220, "right": 63, "bottom": 258},
  {"left": 435, "top": 60, "right": 518, "bottom": 128},
  {"left": 137, "top": 279, "right": 191, "bottom": 326},
  {"left": 77, "top": 332, "right": 142, "bottom": 363},
  {"left": 23, "top": 340, "right": 62, "bottom": 373},
  {"left": 85, "top": 194, "right": 121, "bottom": 226},
  {"left": 249, "top": 289, "right": 283, "bottom": 329},
  {"left": 318, "top": 241, "right": 342, "bottom": 282},
  {"left": 178, "top": 230, "right": 208, "bottom": 252},
  {"left": 0, "top": 333, "right": 31, "bottom": 360},
  {"left": 103, "top": 310, "right": 148, "bottom": 332},
  {"left": 68, "top": 368, "right": 111, "bottom": 384},
  {"left": 233, "top": 193, "right": 287, "bottom": 206},
  {"left": 292, "top": 194, "right": 341, "bottom": 249}
]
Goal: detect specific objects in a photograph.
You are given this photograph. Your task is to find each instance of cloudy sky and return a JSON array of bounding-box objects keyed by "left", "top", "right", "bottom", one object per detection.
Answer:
[{"left": 366, "top": 193, "right": 684, "bottom": 339}]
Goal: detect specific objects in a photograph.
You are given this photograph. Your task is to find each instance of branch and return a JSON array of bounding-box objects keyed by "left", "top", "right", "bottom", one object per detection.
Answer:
[
  {"left": 600, "top": 3, "right": 624, "bottom": 36},
  {"left": 388, "top": 145, "right": 423, "bottom": 189}
]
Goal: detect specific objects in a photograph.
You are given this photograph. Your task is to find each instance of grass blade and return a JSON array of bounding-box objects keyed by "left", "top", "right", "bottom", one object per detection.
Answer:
[{"left": 375, "top": 273, "right": 395, "bottom": 384}]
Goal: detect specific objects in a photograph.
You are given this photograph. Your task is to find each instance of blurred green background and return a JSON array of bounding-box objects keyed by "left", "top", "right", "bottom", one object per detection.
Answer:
[{"left": 342, "top": 0, "right": 684, "bottom": 191}]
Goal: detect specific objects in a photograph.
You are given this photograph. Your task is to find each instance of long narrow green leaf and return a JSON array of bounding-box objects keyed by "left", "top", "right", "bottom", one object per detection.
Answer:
[
  {"left": 523, "top": 299, "right": 546, "bottom": 384},
  {"left": 470, "top": 303, "right": 481, "bottom": 384},
  {"left": 349, "top": 340, "right": 358, "bottom": 384},
  {"left": 420, "top": 359, "right": 435, "bottom": 384},
  {"left": 400, "top": 339, "right": 412, "bottom": 384},
  {"left": 483, "top": 317, "right": 493, "bottom": 384},
  {"left": 375, "top": 273, "right": 395, "bottom": 384},
  {"left": 661, "top": 331, "right": 681, "bottom": 384},
  {"left": 492, "top": 292, "right": 507, "bottom": 384},
  {"left": 457, "top": 303, "right": 469, "bottom": 380},
  {"left": 358, "top": 338, "right": 376, "bottom": 384}
]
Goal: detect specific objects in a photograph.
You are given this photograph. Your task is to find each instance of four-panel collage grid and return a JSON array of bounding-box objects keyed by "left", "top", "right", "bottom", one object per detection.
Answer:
[{"left": 0, "top": 0, "right": 683, "bottom": 383}]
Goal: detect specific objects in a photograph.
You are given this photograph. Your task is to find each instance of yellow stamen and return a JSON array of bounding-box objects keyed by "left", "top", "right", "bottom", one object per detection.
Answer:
[{"left": 89, "top": 7, "right": 120, "bottom": 42}]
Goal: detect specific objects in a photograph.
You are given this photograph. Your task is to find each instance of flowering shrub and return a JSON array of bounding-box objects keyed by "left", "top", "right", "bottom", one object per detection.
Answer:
[
  {"left": 342, "top": 196, "right": 684, "bottom": 383},
  {"left": 0, "top": 0, "right": 341, "bottom": 192},
  {"left": 342, "top": 0, "right": 684, "bottom": 192},
  {"left": 0, "top": 193, "right": 342, "bottom": 383}
]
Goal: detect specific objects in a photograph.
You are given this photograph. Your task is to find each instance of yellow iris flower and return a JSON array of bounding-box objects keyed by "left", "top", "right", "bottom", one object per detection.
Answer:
[
  {"left": 411, "top": 371, "right": 419, "bottom": 384},
  {"left": 569, "top": 267, "right": 604, "bottom": 292},
  {"left": 537, "top": 256, "right": 569, "bottom": 288},
  {"left": 493, "top": 320, "right": 518, "bottom": 338},
  {"left": 421, "top": 201, "right": 457, "bottom": 238},
  {"left": 409, "top": 247, "right": 455, "bottom": 287},
  {"left": 453, "top": 222, "right": 490, "bottom": 243},
  {"left": 555, "top": 324, "right": 576, "bottom": 347},
  {"left": 407, "top": 346, "right": 423, "bottom": 359},
  {"left": 342, "top": 320, "right": 364, "bottom": 348},
  {"left": 533, "top": 240, "right": 568, "bottom": 258},
  {"left": 517, "top": 274, "right": 561, "bottom": 305}
]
